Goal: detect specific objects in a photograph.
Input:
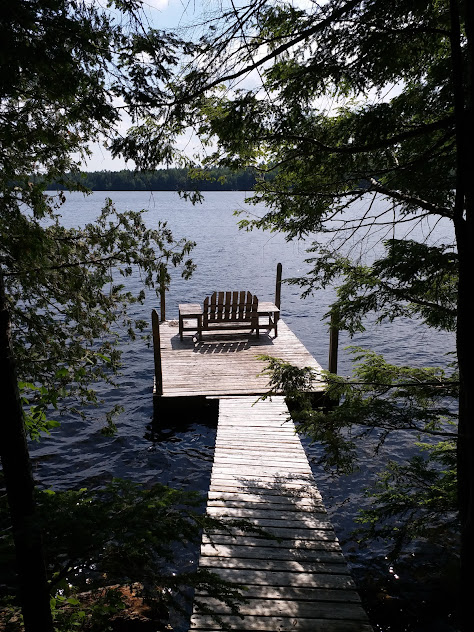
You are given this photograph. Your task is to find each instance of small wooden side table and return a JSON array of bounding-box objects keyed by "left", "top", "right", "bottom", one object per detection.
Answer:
[
  {"left": 257, "top": 302, "right": 280, "bottom": 337},
  {"left": 179, "top": 303, "right": 203, "bottom": 341}
]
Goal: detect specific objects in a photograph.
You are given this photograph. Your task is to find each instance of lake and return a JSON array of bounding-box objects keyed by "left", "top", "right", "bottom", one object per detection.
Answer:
[{"left": 30, "top": 190, "right": 457, "bottom": 630}]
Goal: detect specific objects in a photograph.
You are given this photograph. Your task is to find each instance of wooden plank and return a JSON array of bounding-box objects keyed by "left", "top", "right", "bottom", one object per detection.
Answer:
[
  {"left": 210, "top": 471, "right": 316, "bottom": 479},
  {"left": 197, "top": 567, "right": 356, "bottom": 589},
  {"left": 207, "top": 526, "right": 338, "bottom": 541},
  {"left": 209, "top": 476, "right": 319, "bottom": 487},
  {"left": 207, "top": 485, "right": 323, "bottom": 498},
  {"left": 192, "top": 597, "right": 368, "bottom": 620},
  {"left": 275, "top": 262, "right": 282, "bottom": 310},
  {"left": 207, "top": 490, "right": 323, "bottom": 502},
  {"left": 205, "top": 507, "right": 329, "bottom": 522},
  {"left": 213, "top": 446, "right": 304, "bottom": 453},
  {"left": 224, "top": 291, "right": 230, "bottom": 319},
  {"left": 207, "top": 500, "right": 326, "bottom": 512},
  {"left": 239, "top": 290, "right": 246, "bottom": 320},
  {"left": 329, "top": 306, "right": 340, "bottom": 375},
  {"left": 209, "top": 478, "right": 322, "bottom": 490},
  {"left": 201, "top": 534, "right": 342, "bottom": 551},
  {"left": 206, "top": 512, "right": 333, "bottom": 529},
  {"left": 211, "top": 455, "right": 310, "bottom": 463},
  {"left": 189, "top": 615, "right": 373, "bottom": 631},
  {"left": 217, "top": 291, "right": 224, "bottom": 320},
  {"left": 198, "top": 557, "right": 348, "bottom": 574},
  {"left": 211, "top": 467, "right": 313, "bottom": 476},
  {"left": 232, "top": 291, "right": 238, "bottom": 320},
  {"left": 212, "top": 460, "right": 311, "bottom": 470},
  {"left": 196, "top": 584, "right": 362, "bottom": 603},
  {"left": 199, "top": 543, "right": 344, "bottom": 562},
  {"left": 215, "top": 434, "right": 297, "bottom": 440},
  {"left": 207, "top": 527, "right": 337, "bottom": 541}
]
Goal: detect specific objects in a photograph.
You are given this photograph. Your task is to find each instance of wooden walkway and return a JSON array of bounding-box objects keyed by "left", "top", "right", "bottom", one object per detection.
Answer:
[
  {"left": 189, "top": 397, "right": 372, "bottom": 631},
  {"left": 154, "top": 318, "right": 324, "bottom": 398}
]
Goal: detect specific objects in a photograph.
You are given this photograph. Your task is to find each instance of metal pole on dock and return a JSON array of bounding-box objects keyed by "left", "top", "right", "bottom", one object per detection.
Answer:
[
  {"left": 328, "top": 306, "right": 339, "bottom": 374},
  {"left": 152, "top": 309, "right": 163, "bottom": 396}
]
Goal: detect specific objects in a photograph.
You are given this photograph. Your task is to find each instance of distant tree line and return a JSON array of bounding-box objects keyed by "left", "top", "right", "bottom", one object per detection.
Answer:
[{"left": 45, "top": 167, "right": 260, "bottom": 191}]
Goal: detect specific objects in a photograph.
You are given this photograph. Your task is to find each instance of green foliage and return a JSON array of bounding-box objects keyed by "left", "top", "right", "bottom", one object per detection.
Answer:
[
  {"left": 289, "top": 239, "right": 458, "bottom": 334},
  {"left": 0, "top": 479, "right": 260, "bottom": 629},
  {"left": 2, "top": 197, "right": 195, "bottom": 436},
  {"left": 18, "top": 382, "right": 61, "bottom": 440},
  {"left": 1, "top": 0, "right": 184, "bottom": 199},
  {"left": 160, "top": 0, "right": 460, "bottom": 236},
  {"left": 355, "top": 441, "right": 458, "bottom": 559},
  {"left": 1, "top": 5, "right": 202, "bottom": 627},
  {"left": 259, "top": 349, "right": 458, "bottom": 555},
  {"left": 0, "top": 1, "right": 200, "bottom": 433},
  {"left": 160, "top": 0, "right": 466, "bottom": 576}
]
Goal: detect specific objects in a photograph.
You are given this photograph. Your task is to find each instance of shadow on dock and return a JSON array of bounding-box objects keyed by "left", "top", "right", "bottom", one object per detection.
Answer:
[{"left": 189, "top": 396, "right": 373, "bottom": 631}]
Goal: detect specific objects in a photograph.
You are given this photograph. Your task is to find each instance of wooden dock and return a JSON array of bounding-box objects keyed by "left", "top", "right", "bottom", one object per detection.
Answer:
[
  {"left": 151, "top": 300, "right": 371, "bottom": 630},
  {"left": 153, "top": 317, "right": 325, "bottom": 398},
  {"left": 189, "top": 397, "right": 372, "bottom": 631}
]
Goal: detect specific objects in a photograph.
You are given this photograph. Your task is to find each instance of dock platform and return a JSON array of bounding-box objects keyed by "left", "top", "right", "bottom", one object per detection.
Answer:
[
  {"left": 189, "top": 397, "right": 372, "bottom": 631},
  {"left": 153, "top": 317, "right": 325, "bottom": 398}
]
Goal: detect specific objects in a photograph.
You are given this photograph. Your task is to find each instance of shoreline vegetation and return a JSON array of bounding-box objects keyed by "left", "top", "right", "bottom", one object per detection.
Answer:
[{"left": 45, "top": 167, "right": 260, "bottom": 192}]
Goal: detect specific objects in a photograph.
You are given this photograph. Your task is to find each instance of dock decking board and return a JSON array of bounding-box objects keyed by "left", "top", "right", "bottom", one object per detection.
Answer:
[
  {"left": 189, "top": 397, "right": 372, "bottom": 631},
  {"left": 154, "top": 318, "right": 324, "bottom": 398}
]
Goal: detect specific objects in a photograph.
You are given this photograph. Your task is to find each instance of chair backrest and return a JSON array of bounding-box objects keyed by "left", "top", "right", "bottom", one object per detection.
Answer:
[{"left": 203, "top": 291, "right": 258, "bottom": 325}]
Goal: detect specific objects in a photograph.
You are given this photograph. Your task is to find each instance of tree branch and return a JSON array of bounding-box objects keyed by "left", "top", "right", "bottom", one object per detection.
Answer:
[
  {"left": 367, "top": 177, "right": 453, "bottom": 218},
  {"left": 175, "top": 0, "right": 362, "bottom": 103},
  {"left": 259, "top": 117, "right": 455, "bottom": 155}
]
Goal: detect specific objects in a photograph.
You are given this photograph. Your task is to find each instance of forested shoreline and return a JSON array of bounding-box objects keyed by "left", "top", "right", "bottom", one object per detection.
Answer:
[{"left": 45, "top": 167, "right": 259, "bottom": 191}]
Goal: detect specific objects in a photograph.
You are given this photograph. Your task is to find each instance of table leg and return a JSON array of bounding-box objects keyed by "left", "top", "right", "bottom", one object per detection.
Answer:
[{"left": 197, "top": 315, "right": 203, "bottom": 341}]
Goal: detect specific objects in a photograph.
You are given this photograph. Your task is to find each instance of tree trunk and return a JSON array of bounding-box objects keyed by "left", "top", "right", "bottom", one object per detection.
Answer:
[
  {"left": 0, "top": 273, "right": 54, "bottom": 632},
  {"left": 455, "top": 240, "right": 474, "bottom": 631},
  {"left": 451, "top": 0, "right": 474, "bottom": 628}
]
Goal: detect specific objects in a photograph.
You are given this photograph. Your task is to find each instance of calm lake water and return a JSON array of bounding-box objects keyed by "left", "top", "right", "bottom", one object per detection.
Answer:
[{"left": 30, "top": 191, "right": 456, "bottom": 630}]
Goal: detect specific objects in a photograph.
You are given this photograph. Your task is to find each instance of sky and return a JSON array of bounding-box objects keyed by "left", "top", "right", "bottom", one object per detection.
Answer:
[
  {"left": 83, "top": 1, "right": 207, "bottom": 171},
  {"left": 81, "top": 1, "right": 327, "bottom": 172}
]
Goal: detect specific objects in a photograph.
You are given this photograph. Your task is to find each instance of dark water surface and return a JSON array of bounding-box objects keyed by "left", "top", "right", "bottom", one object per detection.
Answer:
[{"left": 30, "top": 191, "right": 457, "bottom": 630}]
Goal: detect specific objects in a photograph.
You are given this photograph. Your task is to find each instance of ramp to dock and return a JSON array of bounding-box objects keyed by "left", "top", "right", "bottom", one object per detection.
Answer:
[{"left": 189, "top": 396, "right": 372, "bottom": 631}]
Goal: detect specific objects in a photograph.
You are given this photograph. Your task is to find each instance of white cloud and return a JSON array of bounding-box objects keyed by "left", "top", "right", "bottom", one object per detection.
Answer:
[{"left": 142, "top": 0, "right": 170, "bottom": 10}]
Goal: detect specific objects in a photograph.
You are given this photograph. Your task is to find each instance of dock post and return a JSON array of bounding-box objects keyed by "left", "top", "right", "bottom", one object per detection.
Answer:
[
  {"left": 152, "top": 309, "right": 163, "bottom": 396},
  {"left": 275, "top": 262, "right": 282, "bottom": 310},
  {"left": 159, "top": 265, "right": 166, "bottom": 322},
  {"left": 328, "top": 306, "right": 339, "bottom": 374}
]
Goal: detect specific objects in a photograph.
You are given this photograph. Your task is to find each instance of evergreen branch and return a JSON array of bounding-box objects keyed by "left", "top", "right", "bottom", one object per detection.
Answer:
[
  {"left": 367, "top": 177, "right": 453, "bottom": 217},
  {"left": 174, "top": 0, "right": 362, "bottom": 103},
  {"left": 334, "top": 380, "right": 459, "bottom": 388},
  {"left": 258, "top": 117, "right": 454, "bottom": 155},
  {"left": 4, "top": 254, "right": 136, "bottom": 277}
]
